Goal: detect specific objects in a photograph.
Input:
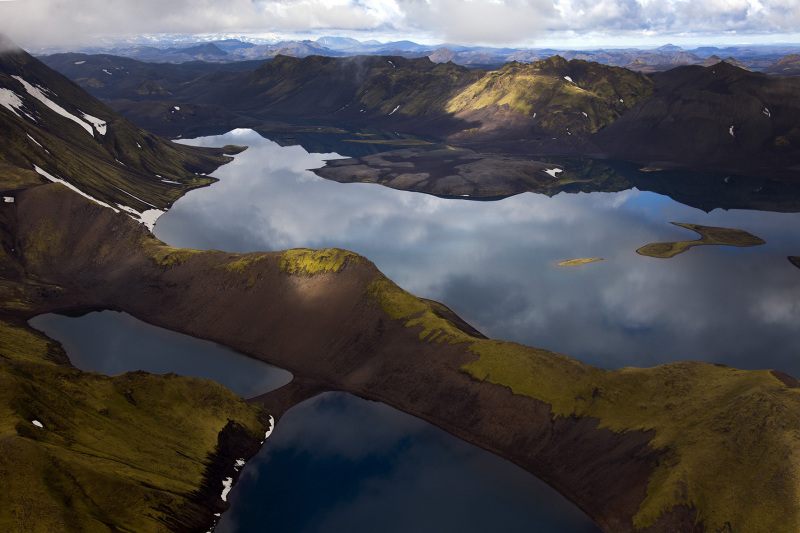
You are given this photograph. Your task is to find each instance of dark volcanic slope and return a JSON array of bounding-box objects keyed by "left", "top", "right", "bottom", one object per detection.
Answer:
[
  {"left": 762, "top": 54, "right": 800, "bottom": 76},
  {"left": 0, "top": 42, "right": 240, "bottom": 219},
  {"left": 49, "top": 51, "right": 800, "bottom": 181},
  {"left": 39, "top": 52, "right": 268, "bottom": 100},
  {"left": 594, "top": 61, "right": 800, "bottom": 178}
]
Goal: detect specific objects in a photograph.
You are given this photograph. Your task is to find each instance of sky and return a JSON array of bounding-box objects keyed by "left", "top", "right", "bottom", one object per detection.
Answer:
[{"left": 1, "top": 0, "right": 800, "bottom": 50}]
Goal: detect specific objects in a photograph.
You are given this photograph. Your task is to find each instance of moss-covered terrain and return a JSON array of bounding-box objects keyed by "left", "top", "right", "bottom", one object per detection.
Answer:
[
  {"left": 637, "top": 222, "right": 766, "bottom": 258},
  {"left": 557, "top": 257, "right": 604, "bottom": 266},
  {"left": 445, "top": 56, "right": 654, "bottom": 136},
  {"left": 0, "top": 42, "right": 273, "bottom": 532},
  {"left": 0, "top": 317, "right": 271, "bottom": 533},
  {"left": 0, "top": 44, "right": 242, "bottom": 217},
  {"left": 366, "top": 273, "right": 800, "bottom": 532},
  {"left": 8, "top": 163, "right": 800, "bottom": 533}
]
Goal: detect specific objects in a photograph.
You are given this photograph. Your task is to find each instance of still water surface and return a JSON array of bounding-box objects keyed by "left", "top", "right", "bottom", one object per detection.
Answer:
[
  {"left": 161, "top": 129, "right": 800, "bottom": 375},
  {"left": 29, "top": 310, "right": 292, "bottom": 398}
]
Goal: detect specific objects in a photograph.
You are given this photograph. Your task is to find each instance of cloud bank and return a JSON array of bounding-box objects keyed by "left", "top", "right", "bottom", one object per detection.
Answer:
[{"left": 1, "top": 0, "right": 799, "bottom": 50}]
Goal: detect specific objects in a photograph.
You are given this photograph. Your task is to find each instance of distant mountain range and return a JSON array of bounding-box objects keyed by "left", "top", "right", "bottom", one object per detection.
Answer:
[
  {"left": 38, "top": 36, "right": 800, "bottom": 73},
  {"left": 41, "top": 49, "right": 800, "bottom": 181}
]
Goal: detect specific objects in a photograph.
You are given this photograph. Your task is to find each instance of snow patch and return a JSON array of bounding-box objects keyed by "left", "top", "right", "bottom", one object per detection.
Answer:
[
  {"left": 73, "top": 60, "right": 86, "bottom": 65},
  {"left": 138, "top": 209, "right": 166, "bottom": 231},
  {"left": 729, "top": 125, "right": 735, "bottom": 137},
  {"left": 235, "top": 459, "right": 246, "bottom": 468},
  {"left": 388, "top": 60, "right": 395, "bottom": 68},
  {"left": 261, "top": 415, "right": 275, "bottom": 444},
  {"left": 563, "top": 76, "right": 573, "bottom": 83},
  {"left": 81, "top": 112, "right": 107, "bottom": 135},
  {"left": 389, "top": 105, "right": 400, "bottom": 115},
  {"left": 221, "top": 477, "right": 233, "bottom": 502},
  {"left": 112, "top": 186, "right": 156, "bottom": 208},
  {"left": 0, "top": 88, "right": 32, "bottom": 121},
  {"left": 13, "top": 75, "right": 95, "bottom": 136},
  {"left": 582, "top": 112, "right": 588, "bottom": 117},
  {"left": 117, "top": 204, "right": 165, "bottom": 231},
  {"left": 543, "top": 168, "right": 563, "bottom": 178},
  {"left": 31, "top": 420, "right": 44, "bottom": 428},
  {"left": 763, "top": 107, "right": 771, "bottom": 117},
  {"left": 173, "top": 106, "right": 180, "bottom": 111},
  {"left": 34, "top": 165, "right": 119, "bottom": 213},
  {"left": 27, "top": 134, "right": 42, "bottom": 148},
  {"left": 103, "top": 69, "right": 112, "bottom": 75},
  {"left": 136, "top": 142, "right": 142, "bottom": 149},
  {"left": 4, "top": 197, "right": 14, "bottom": 203},
  {"left": 161, "top": 178, "right": 181, "bottom": 184}
]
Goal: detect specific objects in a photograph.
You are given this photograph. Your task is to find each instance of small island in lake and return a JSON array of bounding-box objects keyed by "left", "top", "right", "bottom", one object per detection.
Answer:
[
  {"left": 558, "top": 257, "right": 604, "bottom": 266},
  {"left": 636, "top": 222, "right": 766, "bottom": 258}
]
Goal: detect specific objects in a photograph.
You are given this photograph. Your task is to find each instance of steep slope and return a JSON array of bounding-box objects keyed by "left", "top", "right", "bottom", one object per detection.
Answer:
[
  {"left": 594, "top": 61, "right": 800, "bottom": 178},
  {"left": 39, "top": 52, "right": 267, "bottom": 101},
  {"left": 169, "top": 53, "right": 653, "bottom": 142},
  {"left": 0, "top": 40, "right": 241, "bottom": 227},
  {"left": 763, "top": 53, "right": 800, "bottom": 76},
  {"left": 442, "top": 55, "right": 654, "bottom": 141},
  {"left": 0, "top": 38, "right": 271, "bottom": 532}
]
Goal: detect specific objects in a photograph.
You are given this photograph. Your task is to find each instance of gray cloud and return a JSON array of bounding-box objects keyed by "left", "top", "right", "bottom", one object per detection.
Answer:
[{"left": 1, "top": 0, "right": 799, "bottom": 49}]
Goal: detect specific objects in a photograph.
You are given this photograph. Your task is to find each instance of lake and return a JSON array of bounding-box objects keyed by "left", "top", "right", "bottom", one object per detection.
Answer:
[
  {"left": 31, "top": 127, "right": 800, "bottom": 532},
  {"left": 161, "top": 128, "right": 800, "bottom": 375}
]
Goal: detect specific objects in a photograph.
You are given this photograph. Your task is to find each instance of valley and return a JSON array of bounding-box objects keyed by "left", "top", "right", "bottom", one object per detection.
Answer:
[{"left": 3, "top": 33, "right": 800, "bottom": 533}]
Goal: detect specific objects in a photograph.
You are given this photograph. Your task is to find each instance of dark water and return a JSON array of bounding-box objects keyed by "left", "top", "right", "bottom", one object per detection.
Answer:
[
  {"left": 29, "top": 310, "right": 292, "bottom": 398},
  {"left": 215, "top": 392, "right": 600, "bottom": 533}
]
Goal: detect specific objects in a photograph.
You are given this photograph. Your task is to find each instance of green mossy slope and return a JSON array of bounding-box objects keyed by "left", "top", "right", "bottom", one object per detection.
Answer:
[
  {"left": 0, "top": 44, "right": 239, "bottom": 214},
  {"left": 366, "top": 273, "right": 800, "bottom": 532},
  {"left": 0, "top": 317, "right": 271, "bottom": 532},
  {"left": 445, "top": 56, "right": 654, "bottom": 135}
]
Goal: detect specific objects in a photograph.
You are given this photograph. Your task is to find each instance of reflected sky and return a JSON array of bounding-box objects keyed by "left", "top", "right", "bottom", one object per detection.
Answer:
[
  {"left": 29, "top": 311, "right": 293, "bottom": 398},
  {"left": 215, "top": 392, "right": 600, "bottom": 533},
  {"left": 163, "top": 129, "right": 800, "bottom": 376}
]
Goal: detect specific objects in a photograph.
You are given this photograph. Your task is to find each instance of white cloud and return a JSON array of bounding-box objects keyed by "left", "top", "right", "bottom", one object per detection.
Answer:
[
  {"left": 398, "top": 0, "right": 554, "bottom": 44},
  {"left": 1, "top": 0, "right": 799, "bottom": 48}
]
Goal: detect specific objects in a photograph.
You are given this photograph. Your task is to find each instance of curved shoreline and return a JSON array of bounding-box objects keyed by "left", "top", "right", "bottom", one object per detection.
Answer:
[{"left": 6, "top": 183, "right": 800, "bottom": 531}]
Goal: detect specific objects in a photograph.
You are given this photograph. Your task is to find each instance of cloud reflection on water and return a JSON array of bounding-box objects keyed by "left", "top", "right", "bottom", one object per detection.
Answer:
[
  {"left": 164, "top": 130, "right": 800, "bottom": 376},
  {"left": 216, "top": 392, "right": 601, "bottom": 533}
]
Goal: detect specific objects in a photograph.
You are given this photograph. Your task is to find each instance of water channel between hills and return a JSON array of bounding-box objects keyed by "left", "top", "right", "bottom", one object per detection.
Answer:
[{"left": 31, "top": 128, "right": 800, "bottom": 532}]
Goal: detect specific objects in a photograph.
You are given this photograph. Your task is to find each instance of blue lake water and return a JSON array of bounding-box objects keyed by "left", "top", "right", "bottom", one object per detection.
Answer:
[
  {"left": 215, "top": 392, "right": 600, "bottom": 533},
  {"left": 29, "top": 310, "right": 292, "bottom": 398}
]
